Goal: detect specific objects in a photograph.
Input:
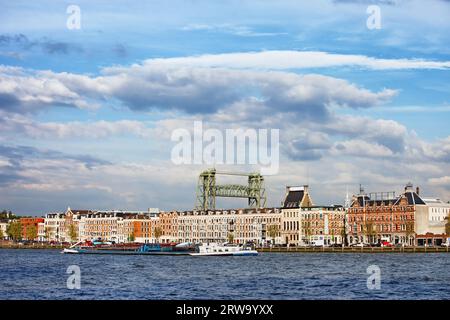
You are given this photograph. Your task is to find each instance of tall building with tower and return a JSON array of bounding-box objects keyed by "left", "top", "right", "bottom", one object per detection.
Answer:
[
  {"left": 281, "top": 186, "right": 346, "bottom": 246},
  {"left": 347, "top": 183, "right": 449, "bottom": 246}
]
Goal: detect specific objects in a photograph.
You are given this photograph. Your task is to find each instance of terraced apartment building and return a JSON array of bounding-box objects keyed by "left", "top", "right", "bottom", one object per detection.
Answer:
[
  {"left": 19, "top": 183, "right": 449, "bottom": 246},
  {"left": 45, "top": 208, "right": 160, "bottom": 243},
  {"left": 177, "top": 208, "right": 282, "bottom": 245}
]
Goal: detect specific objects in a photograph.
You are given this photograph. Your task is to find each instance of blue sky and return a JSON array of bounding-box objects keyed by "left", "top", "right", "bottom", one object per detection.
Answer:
[{"left": 1, "top": 0, "right": 450, "bottom": 215}]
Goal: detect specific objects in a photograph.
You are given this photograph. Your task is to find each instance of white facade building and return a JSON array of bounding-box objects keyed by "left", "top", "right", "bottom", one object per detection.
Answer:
[
  {"left": 177, "top": 208, "right": 282, "bottom": 245},
  {"left": 37, "top": 222, "right": 45, "bottom": 242},
  {"left": 0, "top": 221, "right": 9, "bottom": 240},
  {"left": 422, "top": 198, "right": 450, "bottom": 223},
  {"left": 415, "top": 197, "right": 450, "bottom": 244},
  {"left": 281, "top": 185, "right": 346, "bottom": 246},
  {"left": 44, "top": 213, "right": 66, "bottom": 242}
]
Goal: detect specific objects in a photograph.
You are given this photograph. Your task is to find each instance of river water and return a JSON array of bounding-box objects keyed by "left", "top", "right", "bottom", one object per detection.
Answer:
[{"left": 0, "top": 249, "right": 448, "bottom": 300}]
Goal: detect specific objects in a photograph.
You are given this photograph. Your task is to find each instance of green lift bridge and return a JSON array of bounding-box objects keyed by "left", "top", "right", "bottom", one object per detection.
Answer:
[{"left": 195, "top": 168, "right": 266, "bottom": 211}]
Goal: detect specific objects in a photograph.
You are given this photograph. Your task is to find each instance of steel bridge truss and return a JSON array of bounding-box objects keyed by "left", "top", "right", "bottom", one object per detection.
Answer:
[{"left": 195, "top": 169, "right": 266, "bottom": 210}]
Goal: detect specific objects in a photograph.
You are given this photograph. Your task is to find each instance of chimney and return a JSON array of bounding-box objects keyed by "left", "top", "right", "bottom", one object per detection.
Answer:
[
  {"left": 416, "top": 186, "right": 420, "bottom": 195},
  {"left": 405, "top": 182, "right": 413, "bottom": 192}
]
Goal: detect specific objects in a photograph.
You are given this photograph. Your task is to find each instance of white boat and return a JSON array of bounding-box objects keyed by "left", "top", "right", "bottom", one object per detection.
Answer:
[
  {"left": 189, "top": 243, "right": 258, "bottom": 256},
  {"left": 62, "top": 248, "right": 79, "bottom": 254},
  {"left": 61, "top": 241, "right": 83, "bottom": 254}
]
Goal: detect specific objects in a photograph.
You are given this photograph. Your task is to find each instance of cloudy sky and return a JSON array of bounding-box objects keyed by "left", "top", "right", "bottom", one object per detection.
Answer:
[{"left": 1, "top": 0, "right": 450, "bottom": 215}]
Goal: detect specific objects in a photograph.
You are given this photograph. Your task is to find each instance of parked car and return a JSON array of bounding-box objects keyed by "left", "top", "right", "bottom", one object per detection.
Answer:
[
  {"left": 370, "top": 242, "right": 382, "bottom": 247},
  {"left": 381, "top": 241, "right": 393, "bottom": 247},
  {"left": 330, "top": 243, "right": 343, "bottom": 247},
  {"left": 350, "top": 243, "right": 365, "bottom": 247}
]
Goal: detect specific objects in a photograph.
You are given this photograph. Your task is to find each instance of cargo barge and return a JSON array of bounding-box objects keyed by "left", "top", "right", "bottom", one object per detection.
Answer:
[{"left": 62, "top": 241, "right": 195, "bottom": 255}]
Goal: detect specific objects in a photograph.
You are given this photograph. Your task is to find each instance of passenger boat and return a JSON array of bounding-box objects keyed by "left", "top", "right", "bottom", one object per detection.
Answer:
[
  {"left": 189, "top": 243, "right": 258, "bottom": 256},
  {"left": 62, "top": 241, "right": 195, "bottom": 255}
]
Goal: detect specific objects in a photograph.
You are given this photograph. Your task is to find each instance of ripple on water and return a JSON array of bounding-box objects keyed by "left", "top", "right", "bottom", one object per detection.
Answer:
[{"left": 0, "top": 250, "right": 449, "bottom": 300}]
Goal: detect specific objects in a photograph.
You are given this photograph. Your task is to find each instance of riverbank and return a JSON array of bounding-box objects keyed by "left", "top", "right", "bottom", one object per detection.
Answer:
[
  {"left": 1, "top": 243, "right": 449, "bottom": 252},
  {"left": 0, "top": 242, "right": 67, "bottom": 250},
  {"left": 258, "top": 246, "right": 450, "bottom": 253}
]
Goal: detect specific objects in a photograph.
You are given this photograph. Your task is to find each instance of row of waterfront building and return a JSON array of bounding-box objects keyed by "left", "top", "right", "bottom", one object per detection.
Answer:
[{"left": 1, "top": 183, "right": 449, "bottom": 246}]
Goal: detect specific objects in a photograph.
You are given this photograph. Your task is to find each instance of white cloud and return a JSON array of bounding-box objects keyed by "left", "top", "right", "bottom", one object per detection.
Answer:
[
  {"left": 1, "top": 61, "right": 398, "bottom": 116},
  {"left": 284, "top": 130, "right": 332, "bottom": 161},
  {"left": 321, "top": 115, "right": 408, "bottom": 153},
  {"left": 2, "top": 50, "right": 450, "bottom": 212},
  {"left": 415, "top": 136, "right": 450, "bottom": 163},
  {"left": 429, "top": 176, "right": 450, "bottom": 186},
  {"left": 0, "top": 67, "right": 100, "bottom": 113},
  {"left": 332, "top": 139, "right": 394, "bottom": 158},
  {"left": 0, "top": 112, "right": 153, "bottom": 139},
  {"left": 138, "top": 51, "right": 450, "bottom": 70},
  {"left": 181, "top": 23, "right": 288, "bottom": 37},
  {"left": 0, "top": 158, "right": 12, "bottom": 167}
]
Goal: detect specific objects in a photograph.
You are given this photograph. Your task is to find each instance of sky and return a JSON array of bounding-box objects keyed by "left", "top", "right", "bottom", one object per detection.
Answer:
[{"left": 1, "top": 0, "right": 450, "bottom": 215}]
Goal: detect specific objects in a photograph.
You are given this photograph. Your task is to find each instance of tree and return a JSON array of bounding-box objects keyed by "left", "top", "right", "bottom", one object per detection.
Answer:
[
  {"left": 44, "top": 227, "right": 51, "bottom": 242},
  {"left": 340, "top": 227, "right": 348, "bottom": 247},
  {"left": 405, "top": 221, "right": 415, "bottom": 245},
  {"left": 67, "top": 223, "right": 78, "bottom": 243},
  {"left": 128, "top": 232, "right": 135, "bottom": 242},
  {"left": 303, "top": 221, "right": 313, "bottom": 244},
  {"left": 26, "top": 224, "right": 38, "bottom": 241},
  {"left": 154, "top": 227, "right": 163, "bottom": 243},
  {"left": 267, "top": 224, "right": 279, "bottom": 244},
  {"left": 227, "top": 232, "right": 234, "bottom": 243},
  {"left": 330, "top": 228, "right": 335, "bottom": 245},
  {"left": 363, "top": 221, "right": 376, "bottom": 243},
  {"left": 0, "top": 228, "right": 4, "bottom": 240},
  {"left": 7, "top": 221, "right": 22, "bottom": 241},
  {"left": 0, "top": 210, "right": 18, "bottom": 220},
  {"left": 445, "top": 213, "right": 450, "bottom": 236}
]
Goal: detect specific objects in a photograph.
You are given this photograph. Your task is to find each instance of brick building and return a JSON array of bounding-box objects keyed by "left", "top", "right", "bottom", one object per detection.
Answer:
[
  {"left": 133, "top": 215, "right": 160, "bottom": 243},
  {"left": 158, "top": 211, "right": 179, "bottom": 243},
  {"left": 20, "top": 217, "right": 44, "bottom": 241},
  {"left": 347, "top": 183, "right": 449, "bottom": 246}
]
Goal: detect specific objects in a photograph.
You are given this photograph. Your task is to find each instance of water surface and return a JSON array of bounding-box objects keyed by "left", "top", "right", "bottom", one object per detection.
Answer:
[{"left": 0, "top": 249, "right": 448, "bottom": 300}]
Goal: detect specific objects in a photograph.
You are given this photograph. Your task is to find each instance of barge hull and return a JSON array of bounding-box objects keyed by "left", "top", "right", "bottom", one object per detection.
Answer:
[{"left": 64, "top": 249, "right": 191, "bottom": 255}]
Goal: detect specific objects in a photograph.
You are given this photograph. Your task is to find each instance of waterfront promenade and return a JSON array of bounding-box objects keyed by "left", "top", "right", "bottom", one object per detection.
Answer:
[
  {"left": 258, "top": 246, "right": 450, "bottom": 253},
  {"left": 0, "top": 242, "right": 66, "bottom": 250},
  {"left": 1, "top": 242, "right": 449, "bottom": 253}
]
